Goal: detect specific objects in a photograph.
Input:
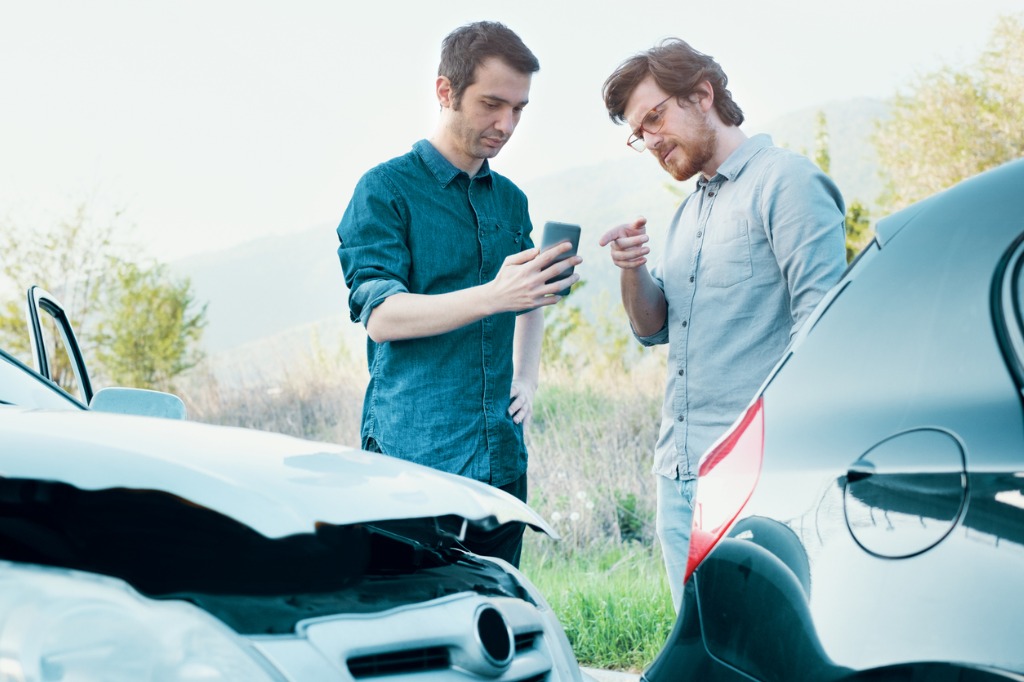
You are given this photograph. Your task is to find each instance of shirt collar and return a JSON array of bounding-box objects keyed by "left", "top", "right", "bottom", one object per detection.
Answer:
[
  {"left": 413, "top": 139, "right": 492, "bottom": 188},
  {"left": 704, "top": 133, "right": 773, "bottom": 184}
]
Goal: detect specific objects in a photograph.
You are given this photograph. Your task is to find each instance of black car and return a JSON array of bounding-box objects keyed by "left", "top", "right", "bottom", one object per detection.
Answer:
[{"left": 646, "top": 158, "right": 1024, "bottom": 681}]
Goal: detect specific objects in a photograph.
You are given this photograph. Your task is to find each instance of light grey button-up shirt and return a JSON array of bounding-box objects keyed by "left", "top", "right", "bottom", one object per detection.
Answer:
[{"left": 638, "top": 134, "right": 846, "bottom": 480}]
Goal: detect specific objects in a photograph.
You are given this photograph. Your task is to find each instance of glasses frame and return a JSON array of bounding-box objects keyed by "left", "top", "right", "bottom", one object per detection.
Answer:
[{"left": 626, "top": 94, "right": 675, "bottom": 152}]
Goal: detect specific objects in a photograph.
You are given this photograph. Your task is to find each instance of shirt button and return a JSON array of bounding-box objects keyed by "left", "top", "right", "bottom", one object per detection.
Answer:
[
  {"left": 696, "top": 231, "right": 702, "bottom": 238},
  {"left": 682, "top": 320, "right": 688, "bottom": 328},
  {"left": 689, "top": 275, "right": 695, "bottom": 283},
  {"left": 677, "top": 415, "right": 685, "bottom": 422},
  {"left": 708, "top": 191, "right": 715, "bottom": 197},
  {"left": 677, "top": 368, "right": 684, "bottom": 376}
]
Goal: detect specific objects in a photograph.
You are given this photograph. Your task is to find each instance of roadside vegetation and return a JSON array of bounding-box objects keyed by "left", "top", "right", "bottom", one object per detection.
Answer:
[{"left": 1, "top": 11, "right": 1020, "bottom": 675}]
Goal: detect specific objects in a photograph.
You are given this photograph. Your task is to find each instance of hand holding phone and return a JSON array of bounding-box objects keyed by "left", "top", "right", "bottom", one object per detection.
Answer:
[{"left": 539, "top": 221, "right": 581, "bottom": 297}]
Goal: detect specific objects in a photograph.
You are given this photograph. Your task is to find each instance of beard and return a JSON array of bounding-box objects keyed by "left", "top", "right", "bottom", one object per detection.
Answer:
[
  {"left": 449, "top": 107, "right": 508, "bottom": 162},
  {"left": 660, "top": 112, "right": 717, "bottom": 181}
]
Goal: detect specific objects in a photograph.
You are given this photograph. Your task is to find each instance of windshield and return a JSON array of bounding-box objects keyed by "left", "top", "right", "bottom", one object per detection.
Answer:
[{"left": 0, "top": 348, "right": 83, "bottom": 411}]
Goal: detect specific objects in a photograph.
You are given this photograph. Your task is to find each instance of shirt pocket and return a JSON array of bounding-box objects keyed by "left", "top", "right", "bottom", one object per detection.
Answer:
[
  {"left": 491, "top": 221, "right": 527, "bottom": 261},
  {"left": 699, "top": 219, "right": 753, "bottom": 288},
  {"left": 495, "top": 221, "right": 526, "bottom": 249}
]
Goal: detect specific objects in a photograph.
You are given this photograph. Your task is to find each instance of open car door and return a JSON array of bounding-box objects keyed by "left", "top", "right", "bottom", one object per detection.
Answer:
[{"left": 25, "top": 285, "right": 187, "bottom": 419}]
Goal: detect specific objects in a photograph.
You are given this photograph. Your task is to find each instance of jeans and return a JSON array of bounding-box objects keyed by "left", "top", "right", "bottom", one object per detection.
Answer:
[
  {"left": 463, "top": 474, "right": 527, "bottom": 568},
  {"left": 363, "top": 437, "right": 527, "bottom": 567},
  {"left": 656, "top": 474, "right": 697, "bottom": 612}
]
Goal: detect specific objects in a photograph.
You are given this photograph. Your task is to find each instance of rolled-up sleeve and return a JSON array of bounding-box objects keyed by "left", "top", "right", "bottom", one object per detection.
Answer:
[
  {"left": 337, "top": 169, "right": 411, "bottom": 326},
  {"left": 760, "top": 158, "right": 847, "bottom": 336}
]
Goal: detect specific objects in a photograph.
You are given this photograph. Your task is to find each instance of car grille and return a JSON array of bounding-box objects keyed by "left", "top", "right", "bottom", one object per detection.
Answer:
[
  {"left": 344, "top": 630, "right": 546, "bottom": 679},
  {"left": 348, "top": 646, "right": 450, "bottom": 677},
  {"left": 251, "top": 593, "right": 567, "bottom": 681}
]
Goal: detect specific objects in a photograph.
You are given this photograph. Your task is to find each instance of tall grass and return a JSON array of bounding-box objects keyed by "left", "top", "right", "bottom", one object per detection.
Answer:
[
  {"left": 522, "top": 539, "right": 674, "bottom": 672},
  {"left": 180, "top": 323, "right": 673, "bottom": 671}
]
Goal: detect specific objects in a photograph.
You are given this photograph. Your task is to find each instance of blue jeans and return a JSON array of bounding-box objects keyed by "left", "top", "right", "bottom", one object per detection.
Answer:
[
  {"left": 463, "top": 474, "right": 527, "bottom": 568},
  {"left": 365, "top": 437, "right": 527, "bottom": 568},
  {"left": 656, "top": 475, "right": 697, "bottom": 612}
]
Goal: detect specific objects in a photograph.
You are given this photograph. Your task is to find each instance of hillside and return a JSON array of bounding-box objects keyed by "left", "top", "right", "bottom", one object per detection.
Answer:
[{"left": 173, "top": 97, "right": 889, "bottom": 377}]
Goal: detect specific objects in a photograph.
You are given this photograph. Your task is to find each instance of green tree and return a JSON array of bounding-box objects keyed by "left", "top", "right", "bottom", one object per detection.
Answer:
[
  {"left": 813, "top": 110, "right": 831, "bottom": 175},
  {"left": 0, "top": 206, "right": 125, "bottom": 393},
  {"left": 542, "top": 280, "right": 594, "bottom": 369},
  {"left": 844, "top": 200, "right": 872, "bottom": 263},
  {"left": 94, "top": 260, "right": 207, "bottom": 391},
  {"left": 813, "top": 112, "right": 874, "bottom": 262},
  {"left": 0, "top": 206, "right": 207, "bottom": 394},
  {"left": 874, "top": 13, "right": 1024, "bottom": 211}
]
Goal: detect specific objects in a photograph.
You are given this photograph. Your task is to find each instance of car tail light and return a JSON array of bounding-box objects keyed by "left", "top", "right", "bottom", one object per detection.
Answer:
[{"left": 684, "top": 397, "right": 765, "bottom": 582}]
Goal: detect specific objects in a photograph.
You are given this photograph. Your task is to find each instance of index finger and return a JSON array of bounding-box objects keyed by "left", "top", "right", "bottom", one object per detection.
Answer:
[
  {"left": 598, "top": 226, "right": 627, "bottom": 247},
  {"left": 535, "top": 240, "right": 575, "bottom": 266}
]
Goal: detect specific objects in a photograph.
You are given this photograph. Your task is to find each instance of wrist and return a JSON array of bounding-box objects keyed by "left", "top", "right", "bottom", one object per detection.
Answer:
[{"left": 477, "top": 279, "right": 506, "bottom": 316}]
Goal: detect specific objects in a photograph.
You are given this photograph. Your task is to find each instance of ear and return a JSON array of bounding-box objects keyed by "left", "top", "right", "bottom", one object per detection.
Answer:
[
  {"left": 436, "top": 76, "right": 454, "bottom": 109},
  {"left": 692, "top": 80, "right": 714, "bottom": 113}
]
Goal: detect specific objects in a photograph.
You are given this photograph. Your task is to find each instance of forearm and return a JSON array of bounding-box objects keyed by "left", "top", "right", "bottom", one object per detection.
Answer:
[
  {"left": 366, "top": 287, "right": 498, "bottom": 343},
  {"left": 621, "top": 267, "right": 668, "bottom": 337},
  {"left": 513, "top": 308, "right": 543, "bottom": 389},
  {"left": 508, "top": 308, "right": 543, "bottom": 426},
  {"left": 363, "top": 243, "right": 578, "bottom": 344}
]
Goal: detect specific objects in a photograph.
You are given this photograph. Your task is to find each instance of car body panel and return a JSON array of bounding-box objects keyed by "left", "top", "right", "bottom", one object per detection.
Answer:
[
  {"left": 0, "top": 348, "right": 83, "bottom": 411},
  {"left": 649, "top": 159, "right": 1024, "bottom": 680},
  {"left": 0, "top": 406, "right": 556, "bottom": 540}
]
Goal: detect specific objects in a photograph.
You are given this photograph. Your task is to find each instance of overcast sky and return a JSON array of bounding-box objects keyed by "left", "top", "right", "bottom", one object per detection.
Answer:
[{"left": 1, "top": 0, "right": 1019, "bottom": 261}]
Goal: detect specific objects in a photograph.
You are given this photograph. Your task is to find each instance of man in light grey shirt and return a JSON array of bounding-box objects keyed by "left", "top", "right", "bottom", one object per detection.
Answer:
[{"left": 599, "top": 38, "right": 847, "bottom": 609}]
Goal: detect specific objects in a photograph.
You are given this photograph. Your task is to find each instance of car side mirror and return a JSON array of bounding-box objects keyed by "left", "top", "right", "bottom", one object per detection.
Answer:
[{"left": 89, "top": 387, "right": 188, "bottom": 420}]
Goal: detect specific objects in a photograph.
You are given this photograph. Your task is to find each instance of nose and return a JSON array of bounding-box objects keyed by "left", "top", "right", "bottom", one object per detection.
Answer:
[
  {"left": 494, "top": 108, "right": 517, "bottom": 136},
  {"left": 643, "top": 129, "right": 662, "bottom": 150}
]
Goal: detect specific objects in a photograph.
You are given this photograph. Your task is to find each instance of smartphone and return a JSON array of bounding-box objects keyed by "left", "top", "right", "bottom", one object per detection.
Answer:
[{"left": 539, "top": 221, "right": 581, "bottom": 297}]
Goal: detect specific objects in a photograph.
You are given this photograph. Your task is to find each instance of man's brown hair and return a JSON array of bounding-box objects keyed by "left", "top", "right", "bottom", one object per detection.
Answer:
[
  {"left": 439, "top": 21, "right": 539, "bottom": 108},
  {"left": 602, "top": 38, "right": 744, "bottom": 127}
]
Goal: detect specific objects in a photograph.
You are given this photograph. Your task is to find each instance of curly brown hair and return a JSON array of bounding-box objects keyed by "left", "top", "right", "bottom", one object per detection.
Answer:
[{"left": 602, "top": 38, "right": 743, "bottom": 127}]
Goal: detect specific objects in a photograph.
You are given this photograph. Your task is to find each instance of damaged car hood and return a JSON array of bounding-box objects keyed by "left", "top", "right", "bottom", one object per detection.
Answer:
[{"left": 0, "top": 407, "right": 556, "bottom": 540}]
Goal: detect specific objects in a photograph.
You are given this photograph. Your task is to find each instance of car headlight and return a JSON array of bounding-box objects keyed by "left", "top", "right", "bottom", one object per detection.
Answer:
[{"left": 0, "top": 561, "right": 280, "bottom": 681}]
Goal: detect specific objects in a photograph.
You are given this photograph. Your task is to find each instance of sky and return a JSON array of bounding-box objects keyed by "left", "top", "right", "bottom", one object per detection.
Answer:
[{"left": 1, "top": 0, "right": 1020, "bottom": 262}]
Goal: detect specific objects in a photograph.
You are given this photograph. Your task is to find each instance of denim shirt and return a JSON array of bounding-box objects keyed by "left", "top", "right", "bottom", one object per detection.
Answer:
[
  {"left": 336, "top": 140, "right": 534, "bottom": 486},
  {"left": 639, "top": 134, "right": 847, "bottom": 480}
]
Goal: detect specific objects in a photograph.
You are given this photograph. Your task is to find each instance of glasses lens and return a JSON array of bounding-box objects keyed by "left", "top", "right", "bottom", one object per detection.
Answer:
[
  {"left": 643, "top": 109, "right": 664, "bottom": 135},
  {"left": 627, "top": 96, "right": 671, "bottom": 153}
]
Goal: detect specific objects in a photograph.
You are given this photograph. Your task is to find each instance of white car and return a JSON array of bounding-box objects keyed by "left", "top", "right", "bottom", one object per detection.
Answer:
[{"left": 0, "top": 287, "right": 583, "bottom": 681}]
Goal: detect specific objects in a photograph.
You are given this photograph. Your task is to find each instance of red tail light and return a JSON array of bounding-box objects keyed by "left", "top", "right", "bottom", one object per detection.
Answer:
[{"left": 684, "top": 396, "right": 765, "bottom": 582}]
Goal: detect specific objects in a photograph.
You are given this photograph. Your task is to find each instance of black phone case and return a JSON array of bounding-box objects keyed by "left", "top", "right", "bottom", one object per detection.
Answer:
[{"left": 539, "top": 221, "right": 581, "bottom": 296}]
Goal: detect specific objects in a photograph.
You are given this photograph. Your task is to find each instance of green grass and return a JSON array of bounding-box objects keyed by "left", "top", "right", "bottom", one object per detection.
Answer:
[{"left": 521, "top": 538, "right": 674, "bottom": 672}]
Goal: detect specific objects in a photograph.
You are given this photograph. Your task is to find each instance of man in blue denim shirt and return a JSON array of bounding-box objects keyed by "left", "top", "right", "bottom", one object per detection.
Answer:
[
  {"left": 599, "top": 39, "right": 846, "bottom": 608},
  {"left": 336, "top": 22, "right": 580, "bottom": 567}
]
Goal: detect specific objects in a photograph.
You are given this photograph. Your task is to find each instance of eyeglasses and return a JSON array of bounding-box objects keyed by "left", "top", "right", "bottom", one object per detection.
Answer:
[{"left": 626, "top": 94, "right": 674, "bottom": 152}]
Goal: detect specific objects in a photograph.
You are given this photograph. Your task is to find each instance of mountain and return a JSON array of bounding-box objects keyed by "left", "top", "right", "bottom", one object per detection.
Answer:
[
  {"left": 759, "top": 97, "right": 889, "bottom": 208},
  {"left": 173, "top": 98, "right": 889, "bottom": 377},
  {"left": 175, "top": 224, "right": 347, "bottom": 354}
]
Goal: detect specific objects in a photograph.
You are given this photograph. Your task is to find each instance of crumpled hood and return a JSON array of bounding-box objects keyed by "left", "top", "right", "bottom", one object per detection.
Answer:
[{"left": 0, "top": 407, "right": 556, "bottom": 540}]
